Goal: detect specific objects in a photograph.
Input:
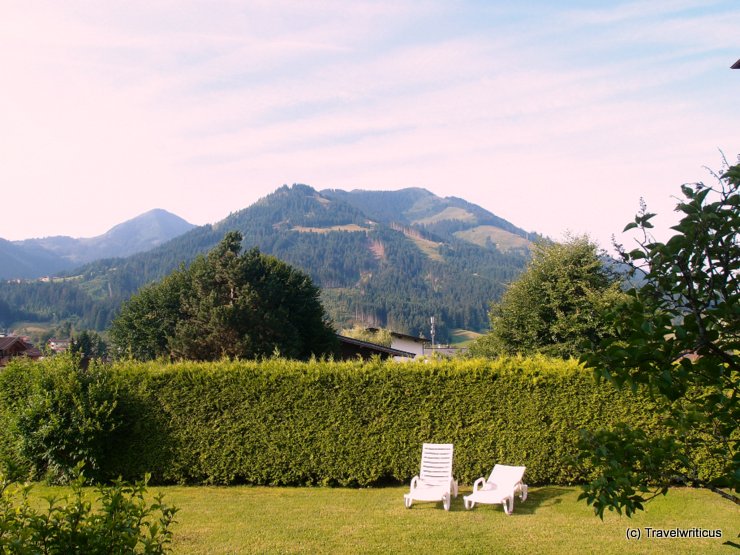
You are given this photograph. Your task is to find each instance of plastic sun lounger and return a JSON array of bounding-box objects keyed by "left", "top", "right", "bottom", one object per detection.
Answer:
[
  {"left": 404, "top": 443, "right": 459, "bottom": 511},
  {"left": 463, "top": 464, "right": 528, "bottom": 515}
]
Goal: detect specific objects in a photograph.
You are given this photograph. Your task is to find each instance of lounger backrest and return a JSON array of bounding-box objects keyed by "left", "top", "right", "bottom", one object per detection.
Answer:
[
  {"left": 487, "top": 464, "right": 525, "bottom": 488},
  {"left": 419, "top": 443, "right": 454, "bottom": 486}
]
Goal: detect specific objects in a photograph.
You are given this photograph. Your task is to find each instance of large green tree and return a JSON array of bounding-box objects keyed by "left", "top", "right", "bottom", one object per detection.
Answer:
[
  {"left": 578, "top": 160, "right": 739, "bottom": 517},
  {"left": 110, "top": 232, "right": 337, "bottom": 361},
  {"left": 470, "top": 235, "right": 625, "bottom": 358}
]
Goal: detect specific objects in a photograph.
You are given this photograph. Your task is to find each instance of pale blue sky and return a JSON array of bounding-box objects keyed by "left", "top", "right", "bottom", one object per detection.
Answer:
[{"left": 1, "top": 1, "right": 738, "bottom": 250}]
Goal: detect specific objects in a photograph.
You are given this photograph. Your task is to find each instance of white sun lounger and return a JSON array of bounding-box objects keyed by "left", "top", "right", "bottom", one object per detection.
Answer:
[
  {"left": 463, "top": 464, "right": 528, "bottom": 514},
  {"left": 404, "top": 443, "right": 458, "bottom": 511}
]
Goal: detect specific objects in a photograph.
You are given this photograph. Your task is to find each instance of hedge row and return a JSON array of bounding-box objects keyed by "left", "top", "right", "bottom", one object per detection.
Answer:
[{"left": 0, "top": 356, "right": 714, "bottom": 486}]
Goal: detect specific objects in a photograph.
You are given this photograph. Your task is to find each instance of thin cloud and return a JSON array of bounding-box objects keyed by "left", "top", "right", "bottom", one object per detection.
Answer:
[{"left": 0, "top": 1, "right": 737, "bottom": 248}]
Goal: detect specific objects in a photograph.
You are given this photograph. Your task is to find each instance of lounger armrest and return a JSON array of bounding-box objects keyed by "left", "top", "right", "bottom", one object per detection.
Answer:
[
  {"left": 472, "top": 477, "right": 485, "bottom": 493},
  {"left": 409, "top": 475, "right": 420, "bottom": 491}
]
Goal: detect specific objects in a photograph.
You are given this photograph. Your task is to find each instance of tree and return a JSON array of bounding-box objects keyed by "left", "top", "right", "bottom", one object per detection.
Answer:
[
  {"left": 578, "top": 160, "right": 739, "bottom": 517},
  {"left": 470, "top": 235, "right": 626, "bottom": 358},
  {"left": 70, "top": 330, "right": 108, "bottom": 360},
  {"left": 339, "top": 325, "right": 393, "bottom": 347},
  {"left": 110, "top": 232, "right": 337, "bottom": 361}
]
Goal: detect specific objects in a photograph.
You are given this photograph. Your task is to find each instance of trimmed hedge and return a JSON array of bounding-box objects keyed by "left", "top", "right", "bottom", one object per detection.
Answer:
[{"left": 0, "top": 356, "right": 714, "bottom": 486}]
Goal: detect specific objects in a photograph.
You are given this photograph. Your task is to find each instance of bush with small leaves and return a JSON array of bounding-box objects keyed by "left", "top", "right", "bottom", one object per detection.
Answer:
[
  {"left": 0, "top": 464, "right": 177, "bottom": 554},
  {"left": 0, "top": 354, "right": 123, "bottom": 483}
]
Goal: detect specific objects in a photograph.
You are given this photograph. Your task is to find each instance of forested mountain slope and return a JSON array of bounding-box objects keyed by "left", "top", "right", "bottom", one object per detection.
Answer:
[{"left": 0, "top": 186, "right": 533, "bottom": 342}]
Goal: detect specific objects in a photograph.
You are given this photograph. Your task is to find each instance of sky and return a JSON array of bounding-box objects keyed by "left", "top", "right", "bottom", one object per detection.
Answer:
[{"left": 1, "top": 1, "right": 738, "bottom": 251}]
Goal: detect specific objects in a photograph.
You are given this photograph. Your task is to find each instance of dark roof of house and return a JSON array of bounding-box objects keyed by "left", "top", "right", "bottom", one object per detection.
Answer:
[
  {"left": 336, "top": 335, "right": 416, "bottom": 359},
  {"left": 365, "top": 328, "right": 429, "bottom": 343},
  {"left": 0, "top": 336, "right": 41, "bottom": 358},
  {"left": 24, "top": 346, "right": 43, "bottom": 357},
  {"left": 732, "top": 59, "right": 740, "bottom": 69},
  {"left": 0, "top": 336, "right": 24, "bottom": 350}
]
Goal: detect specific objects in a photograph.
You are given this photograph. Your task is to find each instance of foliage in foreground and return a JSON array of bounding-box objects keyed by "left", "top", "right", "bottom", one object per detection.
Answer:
[
  {"left": 0, "top": 354, "right": 122, "bottom": 484},
  {"left": 471, "top": 235, "right": 626, "bottom": 359},
  {"left": 579, "top": 159, "right": 740, "bottom": 517},
  {"left": 0, "top": 466, "right": 177, "bottom": 554}
]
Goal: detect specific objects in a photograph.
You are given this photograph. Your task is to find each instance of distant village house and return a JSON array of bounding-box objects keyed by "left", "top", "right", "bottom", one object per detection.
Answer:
[
  {"left": 366, "top": 328, "right": 428, "bottom": 358},
  {"left": 336, "top": 335, "right": 416, "bottom": 361},
  {"left": 0, "top": 336, "right": 42, "bottom": 367},
  {"left": 47, "top": 338, "right": 72, "bottom": 354}
]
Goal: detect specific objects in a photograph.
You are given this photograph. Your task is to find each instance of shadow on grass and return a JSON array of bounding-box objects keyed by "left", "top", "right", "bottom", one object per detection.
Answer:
[
  {"left": 514, "top": 487, "right": 571, "bottom": 515},
  {"left": 402, "top": 486, "right": 571, "bottom": 514},
  {"left": 439, "top": 486, "right": 572, "bottom": 515}
]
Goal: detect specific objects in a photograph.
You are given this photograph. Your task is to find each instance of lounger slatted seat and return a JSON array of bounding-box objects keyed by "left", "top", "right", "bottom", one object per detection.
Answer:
[{"left": 404, "top": 443, "right": 458, "bottom": 511}]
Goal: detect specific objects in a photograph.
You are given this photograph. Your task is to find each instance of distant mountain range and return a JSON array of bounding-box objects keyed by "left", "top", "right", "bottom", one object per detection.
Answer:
[
  {"left": 0, "top": 210, "right": 195, "bottom": 279},
  {"left": 0, "top": 186, "right": 539, "bottom": 341}
]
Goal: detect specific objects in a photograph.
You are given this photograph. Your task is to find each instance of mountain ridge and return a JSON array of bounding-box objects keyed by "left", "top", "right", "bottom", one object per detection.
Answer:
[
  {"left": 1, "top": 209, "right": 195, "bottom": 279},
  {"left": 0, "top": 186, "right": 535, "bottom": 341}
]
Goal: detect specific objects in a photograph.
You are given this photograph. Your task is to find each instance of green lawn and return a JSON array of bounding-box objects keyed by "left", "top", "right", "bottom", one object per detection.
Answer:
[{"left": 29, "top": 484, "right": 739, "bottom": 554}]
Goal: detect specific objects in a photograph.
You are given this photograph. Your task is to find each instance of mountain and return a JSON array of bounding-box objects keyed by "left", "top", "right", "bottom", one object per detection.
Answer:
[
  {"left": 0, "top": 238, "right": 66, "bottom": 280},
  {"left": 1, "top": 210, "right": 195, "bottom": 279},
  {"left": 0, "top": 187, "right": 533, "bottom": 342},
  {"left": 321, "top": 188, "right": 536, "bottom": 252}
]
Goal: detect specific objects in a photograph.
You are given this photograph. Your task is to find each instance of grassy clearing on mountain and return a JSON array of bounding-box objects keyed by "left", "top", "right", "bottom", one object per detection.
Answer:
[
  {"left": 412, "top": 206, "right": 477, "bottom": 225},
  {"left": 292, "top": 224, "right": 371, "bottom": 233},
  {"left": 407, "top": 234, "right": 444, "bottom": 261},
  {"left": 454, "top": 225, "right": 531, "bottom": 252},
  {"left": 449, "top": 328, "right": 482, "bottom": 345}
]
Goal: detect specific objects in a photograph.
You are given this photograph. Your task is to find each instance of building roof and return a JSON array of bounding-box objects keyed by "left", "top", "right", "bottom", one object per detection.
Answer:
[
  {"left": 23, "top": 346, "right": 43, "bottom": 357},
  {"left": 732, "top": 59, "right": 740, "bottom": 69},
  {"left": 0, "top": 336, "right": 25, "bottom": 350},
  {"left": 336, "top": 335, "right": 416, "bottom": 359},
  {"left": 0, "top": 336, "right": 42, "bottom": 361},
  {"left": 365, "top": 328, "right": 429, "bottom": 343}
]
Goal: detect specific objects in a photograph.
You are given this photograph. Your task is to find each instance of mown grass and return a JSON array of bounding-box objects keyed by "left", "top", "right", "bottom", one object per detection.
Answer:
[{"left": 27, "top": 485, "right": 738, "bottom": 554}]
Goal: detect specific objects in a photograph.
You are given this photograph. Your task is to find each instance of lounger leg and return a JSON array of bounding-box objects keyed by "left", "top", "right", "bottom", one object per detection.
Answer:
[
  {"left": 405, "top": 496, "right": 412, "bottom": 509},
  {"left": 503, "top": 497, "right": 512, "bottom": 515},
  {"left": 464, "top": 497, "right": 474, "bottom": 510},
  {"left": 520, "top": 484, "right": 528, "bottom": 502},
  {"left": 443, "top": 493, "right": 450, "bottom": 511}
]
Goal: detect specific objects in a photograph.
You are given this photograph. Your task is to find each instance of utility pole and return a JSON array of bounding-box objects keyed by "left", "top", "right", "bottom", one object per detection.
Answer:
[{"left": 430, "top": 316, "right": 436, "bottom": 351}]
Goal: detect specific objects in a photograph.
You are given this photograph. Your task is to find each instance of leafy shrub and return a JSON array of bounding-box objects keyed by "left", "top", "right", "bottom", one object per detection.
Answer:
[
  {"left": 0, "top": 355, "right": 723, "bottom": 487},
  {"left": 0, "top": 465, "right": 177, "bottom": 554},
  {"left": 100, "top": 356, "right": 718, "bottom": 486},
  {"left": 0, "top": 354, "right": 123, "bottom": 483}
]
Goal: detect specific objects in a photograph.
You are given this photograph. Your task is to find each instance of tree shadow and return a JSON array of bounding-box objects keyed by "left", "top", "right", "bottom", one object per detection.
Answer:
[
  {"left": 515, "top": 486, "right": 571, "bottom": 515},
  {"left": 451, "top": 486, "right": 571, "bottom": 515}
]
